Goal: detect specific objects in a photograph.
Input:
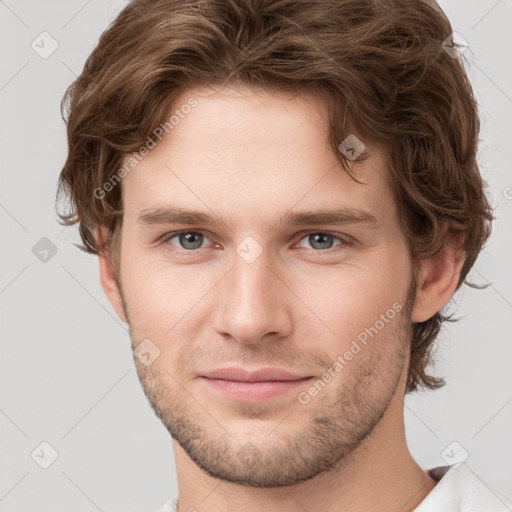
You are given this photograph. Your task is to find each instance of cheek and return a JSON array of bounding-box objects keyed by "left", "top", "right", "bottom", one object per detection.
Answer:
[
  {"left": 294, "top": 248, "right": 410, "bottom": 344},
  {"left": 120, "top": 250, "right": 215, "bottom": 340}
]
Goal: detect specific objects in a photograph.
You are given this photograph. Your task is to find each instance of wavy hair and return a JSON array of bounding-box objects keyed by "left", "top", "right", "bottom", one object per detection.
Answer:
[{"left": 56, "top": 0, "right": 494, "bottom": 393}]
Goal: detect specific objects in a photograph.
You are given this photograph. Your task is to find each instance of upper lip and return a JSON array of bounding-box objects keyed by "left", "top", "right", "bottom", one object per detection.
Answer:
[{"left": 201, "top": 367, "right": 311, "bottom": 382}]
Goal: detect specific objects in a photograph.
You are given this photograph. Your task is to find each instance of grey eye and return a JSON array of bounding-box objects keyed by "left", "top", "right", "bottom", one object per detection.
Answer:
[
  {"left": 297, "top": 233, "right": 341, "bottom": 251},
  {"left": 170, "top": 232, "right": 206, "bottom": 250}
]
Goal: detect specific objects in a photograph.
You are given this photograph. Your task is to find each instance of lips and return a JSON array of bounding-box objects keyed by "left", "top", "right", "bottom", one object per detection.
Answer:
[
  {"left": 201, "top": 367, "right": 310, "bottom": 382},
  {"left": 200, "top": 367, "right": 313, "bottom": 402}
]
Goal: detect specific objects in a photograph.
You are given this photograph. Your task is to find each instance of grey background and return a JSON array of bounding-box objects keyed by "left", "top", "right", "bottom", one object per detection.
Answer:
[{"left": 1, "top": 0, "right": 511, "bottom": 510}]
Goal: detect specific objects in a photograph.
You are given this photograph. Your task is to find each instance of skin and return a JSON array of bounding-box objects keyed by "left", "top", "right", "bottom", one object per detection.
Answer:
[{"left": 98, "top": 84, "right": 464, "bottom": 512}]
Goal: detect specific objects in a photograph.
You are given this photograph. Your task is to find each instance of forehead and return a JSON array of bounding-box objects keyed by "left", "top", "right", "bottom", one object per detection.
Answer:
[{"left": 121, "top": 84, "right": 396, "bottom": 226}]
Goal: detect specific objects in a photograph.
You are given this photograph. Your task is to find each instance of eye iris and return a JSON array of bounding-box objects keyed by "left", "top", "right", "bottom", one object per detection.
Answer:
[
  {"left": 310, "top": 233, "right": 334, "bottom": 250},
  {"left": 180, "top": 232, "right": 203, "bottom": 250}
]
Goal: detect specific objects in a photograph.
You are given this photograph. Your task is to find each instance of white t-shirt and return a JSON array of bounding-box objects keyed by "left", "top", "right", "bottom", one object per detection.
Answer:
[{"left": 155, "top": 463, "right": 512, "bottom": 512}]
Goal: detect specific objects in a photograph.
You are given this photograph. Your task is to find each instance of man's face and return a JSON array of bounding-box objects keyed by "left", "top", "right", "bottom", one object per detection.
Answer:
[{"left": 114, "top": 84, "right": 416, "bottom": 486}]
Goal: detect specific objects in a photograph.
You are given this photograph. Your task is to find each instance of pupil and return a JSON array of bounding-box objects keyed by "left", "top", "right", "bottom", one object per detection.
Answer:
[
  {"left": 311, "top": 233, "right": 332, "bottom": 250},
  {"left": 181, "top": 232, "right": 202, "bottom": 250}
]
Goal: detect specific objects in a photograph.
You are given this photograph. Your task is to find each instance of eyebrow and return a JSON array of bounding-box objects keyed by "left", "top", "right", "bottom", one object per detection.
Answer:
[{"left": 137, "top": 205, "right": 378, "bottom": 229}]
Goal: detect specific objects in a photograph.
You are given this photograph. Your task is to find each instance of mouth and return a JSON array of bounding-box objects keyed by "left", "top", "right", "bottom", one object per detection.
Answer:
[{"left": 200, "top": 367, "right": 313, "bottom": 402}]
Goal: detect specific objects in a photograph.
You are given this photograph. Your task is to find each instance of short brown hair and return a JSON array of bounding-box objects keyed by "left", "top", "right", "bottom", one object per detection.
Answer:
[{"left": 56, "top": 0, "right": 494, "bottom": 394}]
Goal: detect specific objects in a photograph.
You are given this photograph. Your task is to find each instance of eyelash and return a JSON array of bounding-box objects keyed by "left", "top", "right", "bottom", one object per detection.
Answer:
[{"left": 158, "top": 230, "right": 353, "bottom": 255}]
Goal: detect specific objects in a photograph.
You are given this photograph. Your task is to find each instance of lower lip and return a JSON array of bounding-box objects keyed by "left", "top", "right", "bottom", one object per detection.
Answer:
[{"left": 201, "top": 377, "right": 312, "bottom": 402}]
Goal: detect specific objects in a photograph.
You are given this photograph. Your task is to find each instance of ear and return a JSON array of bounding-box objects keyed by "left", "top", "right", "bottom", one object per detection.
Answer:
[
  {"left": 97, "top": 227, "right": 128, "bottom": 323},
  {"left": 411, "top": 231, "right": 465, "bottom": 323}
]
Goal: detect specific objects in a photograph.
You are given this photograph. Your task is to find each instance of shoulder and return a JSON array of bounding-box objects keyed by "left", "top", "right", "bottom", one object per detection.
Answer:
[
  {"left": 414, "top": 463, "right": 512, "bottom": 511},
  {"left": 153, "top": 495, "right": 179, "bottom": 512}
]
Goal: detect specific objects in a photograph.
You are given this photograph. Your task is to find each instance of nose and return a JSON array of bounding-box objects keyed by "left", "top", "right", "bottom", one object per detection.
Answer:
[{"left": 212, "top": 246, "right": 293, "bottom": 345}]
